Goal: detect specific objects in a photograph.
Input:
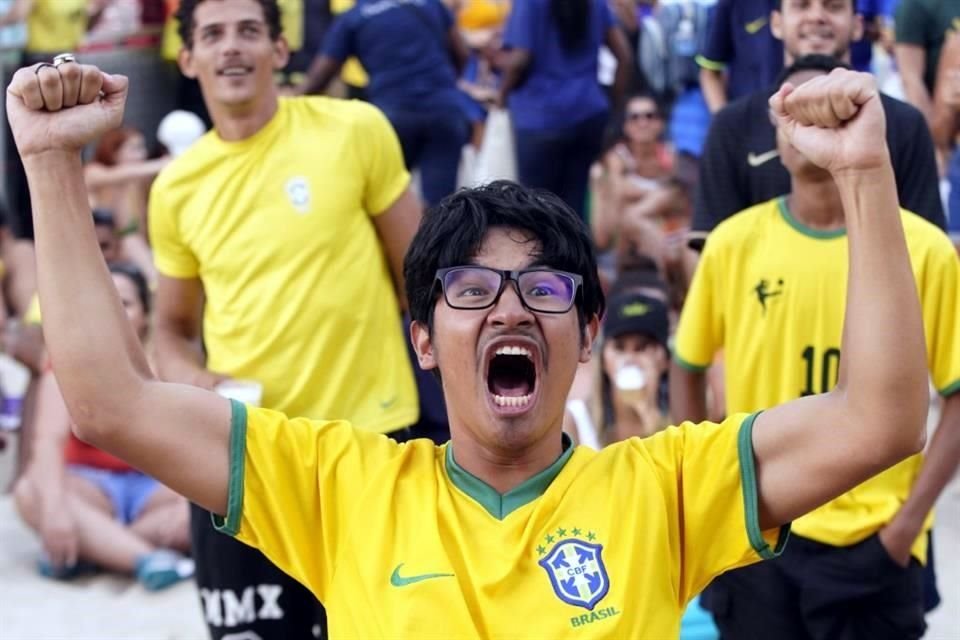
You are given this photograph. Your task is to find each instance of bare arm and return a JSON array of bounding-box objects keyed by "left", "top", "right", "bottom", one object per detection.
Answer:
[
  {"left": 0, "top": 0, "right": 32, "bottom": 27},
  {"left": 447, "top": 25, "right": 469, "bottom": 74},
  {"left": 931, "top": 32, "right": 960, "bottom": 150},
  {"left": 23, "top": 370, "right": 71, "bottom": 506},
  {"left": 668, "top": 363, "right": 708, "bottom": 424},
  {"left": 497, "top": 48, "right": 531, "bottom": 105},
  {"left": 895, "top": 44, "right": 933, "bottom": 123},
  {"left": 752, "top": 71, "right": 929, "bottom": 530},
  {"left": 295, "top": 55, "right": 343, "bottom": 96},
  {"left": 152, "top": 274, "right": 227, "bottom": 388},
  {"left": 605, "top": 26, "right": 634, "bottom": 114},
  {"left": 880, "top": 393, "right": 960, "bottom": 564},
  {"left": 699, "top": 67, "right": 727, "bottom": 113},
  {"left": 8, "top": 64, "right": 232, "bottom": 514},
  {"left": 83, "top": 158, "right": 169, "bottom": 190},
  {"left": 372, "top": 188, "right": 422, "bottom": 310}
]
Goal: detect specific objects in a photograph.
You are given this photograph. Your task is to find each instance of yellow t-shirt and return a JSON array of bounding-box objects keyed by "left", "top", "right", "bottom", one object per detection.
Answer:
[
  {"left": 217, "top": 400, "right": 788, "bottom": 638},
  {"left": 675, "top": 197, "right": 960, "bottom": 561},
  {"left": 331, "top": 0, "right": 369, "bottom": 88},
  {"left": 26, "top": 0, "right": 86, "bottom": 53},
  {"left": 149, "top": 97, "right": 417, "bottom": 431}
]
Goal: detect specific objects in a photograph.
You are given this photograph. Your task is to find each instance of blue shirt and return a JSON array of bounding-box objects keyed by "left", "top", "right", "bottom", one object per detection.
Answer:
[
  {"left": 851, "top": 0, "right": 879, "bottom": 71},
  {"left": 322, "top": 0, "right": 461, "bottom": 112},
  {"left": 503, "top": 0, "right": 614, "bottom": 131},
  {"left": 696, "top": 0, "right": 783, "bottom": 101}
]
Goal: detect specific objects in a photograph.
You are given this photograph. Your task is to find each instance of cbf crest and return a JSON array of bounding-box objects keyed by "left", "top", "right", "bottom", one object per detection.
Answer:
[{"left": 538, "top": 529, "right": 610, "bottom": 610}]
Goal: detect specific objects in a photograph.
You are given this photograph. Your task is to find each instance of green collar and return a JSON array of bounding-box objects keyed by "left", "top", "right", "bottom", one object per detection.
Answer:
[
  {"left": 445, "top": 434, "right": 574, "bottom": 520},
  {"left": 778, "top": 197, "right": 847, "bottom": 240}
]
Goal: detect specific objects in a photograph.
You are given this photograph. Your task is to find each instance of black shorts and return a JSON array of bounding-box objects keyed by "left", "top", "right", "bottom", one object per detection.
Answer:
[
  {"left": 705, "top": 534, "right": 926, "bottom": 640},
  {"left": 190, "top": 503, "right": 327, "bottom": 640}
]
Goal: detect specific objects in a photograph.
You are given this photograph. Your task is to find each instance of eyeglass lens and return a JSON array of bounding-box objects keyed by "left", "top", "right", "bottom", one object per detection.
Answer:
[{"left": 442, "top": 267, "right": 576, "bottom": 313}]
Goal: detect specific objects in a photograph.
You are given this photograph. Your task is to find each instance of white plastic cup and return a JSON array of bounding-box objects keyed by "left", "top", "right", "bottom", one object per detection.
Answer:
[
  {"left": 614, "top": 365, "right": 647, "bottom": 404},
  {"left": 0, "top": 353, "right": 31, "bottom": 431},
  {"left": 215, "top": 380, "right": 263, "bottom": 407}
]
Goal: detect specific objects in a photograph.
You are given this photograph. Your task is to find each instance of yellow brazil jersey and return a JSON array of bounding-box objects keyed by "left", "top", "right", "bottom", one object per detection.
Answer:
[
  {"left": 26, "top": 0, "right": 86, "bottom": 53},
  {"left": 675, "top": 197, "right": 960, "bottom": 562},
  {"left": 149, "top": 97, "right": 417, "bottom": 432},
  {"left": 216, "top": 400, "right": 788, "bottom": 638}
]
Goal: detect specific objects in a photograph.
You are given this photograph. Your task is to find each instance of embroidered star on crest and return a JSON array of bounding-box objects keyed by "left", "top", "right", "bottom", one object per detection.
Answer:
[
  {"left": 545, "top": 534, "right": 555, "bottom": 544},
  {"left": 572, "top": 527, "right": 582, "bottom": 536},
  {"left": 537, "top": 545, "right": 546, "bottom": 556},
  {"left": 587, "top": 531, "right": 597, "bottom": 541},
  {"left": 557, "top": 527, "right": 567, "bottom": 537}
]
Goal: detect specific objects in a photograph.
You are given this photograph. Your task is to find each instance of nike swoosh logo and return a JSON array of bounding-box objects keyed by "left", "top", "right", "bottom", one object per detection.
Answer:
[
  {"left": 745, "top": 16, "right": 768, "bottom": 34},
  {"left": 747, "top": 149, "right": 780, "bottom": 167},
  {"left": 390, "top": 563, "right": 454, "bottom": 587},
  {"left": 380, "top": 396, "right": 397, "bottom": 409}
]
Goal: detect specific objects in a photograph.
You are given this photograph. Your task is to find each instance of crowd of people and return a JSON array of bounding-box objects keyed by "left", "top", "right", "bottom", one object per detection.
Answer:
[{"left": 0, "top": 0, "right": 957, "bottom": 639}]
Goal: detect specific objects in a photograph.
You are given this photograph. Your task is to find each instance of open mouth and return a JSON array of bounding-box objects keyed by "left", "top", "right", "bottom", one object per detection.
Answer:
[
  {"left": 217, "top": 66, "right": 253, "bottom": 77},
  {"left": 486, "top": 343, "right": 539, "bottom": 412}
]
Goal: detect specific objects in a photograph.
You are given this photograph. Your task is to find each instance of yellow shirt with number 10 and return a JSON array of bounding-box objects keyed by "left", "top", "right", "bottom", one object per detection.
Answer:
[{"left": 675, "top": 197, "right": 960, "bottom": 562}]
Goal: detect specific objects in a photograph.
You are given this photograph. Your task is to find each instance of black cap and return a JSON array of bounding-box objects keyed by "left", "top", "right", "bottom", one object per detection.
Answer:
[{"left": 603, "top": 293, "right": 669, "bottom": 349}]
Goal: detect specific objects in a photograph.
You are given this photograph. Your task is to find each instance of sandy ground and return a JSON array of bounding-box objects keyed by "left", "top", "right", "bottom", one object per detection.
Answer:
[{"left": 0, "top": 429, "right": 957, "bottom": 640}]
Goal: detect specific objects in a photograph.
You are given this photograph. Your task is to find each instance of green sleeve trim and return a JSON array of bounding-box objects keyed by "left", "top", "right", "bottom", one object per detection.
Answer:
[
  {"left": 695, "top": 55, "right": 726, "bottom": 71},
  {"left": 939, "top": 379, "right": 960, "bottom": 398},
  {"left": 672, "top": 351, "right": 709, "bottom": 373},
  {"left": 737, "top": 412, "right": 790, "bottom": 560},
  {"left": 212, "top": 399, "right": 248, "bottom": 537}
]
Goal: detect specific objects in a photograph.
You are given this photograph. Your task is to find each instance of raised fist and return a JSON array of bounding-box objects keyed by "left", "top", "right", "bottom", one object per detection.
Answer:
[
  {"left": 770, "top": 68, "right": 889, "bottom": 175},
  {"left": 6, "top": 61, "right": 128, "bottom": 158}
]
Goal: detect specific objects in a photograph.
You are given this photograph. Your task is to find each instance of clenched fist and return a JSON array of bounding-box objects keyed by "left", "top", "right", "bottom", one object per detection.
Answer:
[
  {"left": 6, "top": 61, "right": 128, "bottom": 158},
  {"left": 770, "top": 68, "right": 889, "bottom": 175}
]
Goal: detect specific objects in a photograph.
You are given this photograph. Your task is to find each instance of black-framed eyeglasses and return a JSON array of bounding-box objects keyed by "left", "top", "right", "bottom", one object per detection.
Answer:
[{"left": 435, "top": 266, "right": 583, "bottom": 314}]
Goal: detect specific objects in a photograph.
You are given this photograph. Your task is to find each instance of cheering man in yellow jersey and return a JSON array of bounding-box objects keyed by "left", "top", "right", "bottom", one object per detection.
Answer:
[
  {"left": 672, "top": 57, "right": 960, "bottom": 640},
  {"left": 6, "top": 61, "right": 933, "bottom": 637}
]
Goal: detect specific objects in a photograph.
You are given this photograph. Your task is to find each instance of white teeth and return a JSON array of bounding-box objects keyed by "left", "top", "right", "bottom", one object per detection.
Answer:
[
  {"left": 495, "top": 345, "right": 532, "bottom": 359},
  {"left": 493, "top": 394, "right": 533, "bottom": 408},
  {"left": 222, "top": 68, "right": 248, "bottom": 76}
]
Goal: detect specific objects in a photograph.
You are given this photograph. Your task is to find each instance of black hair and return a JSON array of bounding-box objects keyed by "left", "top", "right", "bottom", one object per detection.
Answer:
[
  {"left": 551, "top": 0, "right": 590, "bottom": 50},
  {"left": 404, "top": 181, "right": 605, "bottom": 337},
  {"left": 774, "top": 54, "right": 852, "bottom": 87},
  {"left": 601, "top": 92, "right": 666, "bottom": 155},
  {"left": 109, "top": 262, "right": 151, "bottom": 315},
  {"left": 92, "top": 208, "right": 115, "bottom": 229},
  {"left": 176, "top": 0, "right": 283, "bottom": 49}
]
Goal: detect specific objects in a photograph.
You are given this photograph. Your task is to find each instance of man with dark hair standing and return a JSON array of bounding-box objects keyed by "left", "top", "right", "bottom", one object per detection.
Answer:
[
  {"left": 673, "top": 58, "right": 960, "bottom": 639},
  {"left": 689, "top": 0, "right": 945, "bottom": 250},
  {"left": 7, "top": 55, "right": 936, "bottom": 636},
  {"left": 147, "top": 0, "right": 423, "bottom": 638}
]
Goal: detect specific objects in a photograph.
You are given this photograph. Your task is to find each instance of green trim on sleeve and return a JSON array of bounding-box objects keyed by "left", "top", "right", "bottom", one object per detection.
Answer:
[
  {"left": 737, "top": 412, "right": 790, "bottom": 560},
  {"left": 672, "top": 351, "right": 709, "bottom": 373},
  {"left": 212, "top": 399, "right": 248, "bottom": 537},
  {"left": 939, "top": 379, "right": 960, "bottom": 398},
  {"left": 695, "top": 55, "right": 726, "bottom": 71}
]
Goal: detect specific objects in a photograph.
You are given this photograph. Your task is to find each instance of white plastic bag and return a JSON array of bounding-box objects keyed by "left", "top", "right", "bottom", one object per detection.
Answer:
[{"left": 472, "top": 108, "right": 518, "bottom": 186}]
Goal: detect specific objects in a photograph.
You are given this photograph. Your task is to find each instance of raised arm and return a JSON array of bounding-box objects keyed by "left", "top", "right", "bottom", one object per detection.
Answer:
[
  {"left": 752, "top": 70, "right": 928, "bottom": 529},
  {"left": 6, "top": 62, "right": 232, "bottom": 515}
]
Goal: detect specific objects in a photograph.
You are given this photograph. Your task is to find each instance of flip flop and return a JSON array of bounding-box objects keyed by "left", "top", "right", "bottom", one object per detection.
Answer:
[
  {"left": 36, "top": 556, "right": 98, "bottom": 581},
  {"left": 135, "top": 550, "right": 195, "bottom": 591}
]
